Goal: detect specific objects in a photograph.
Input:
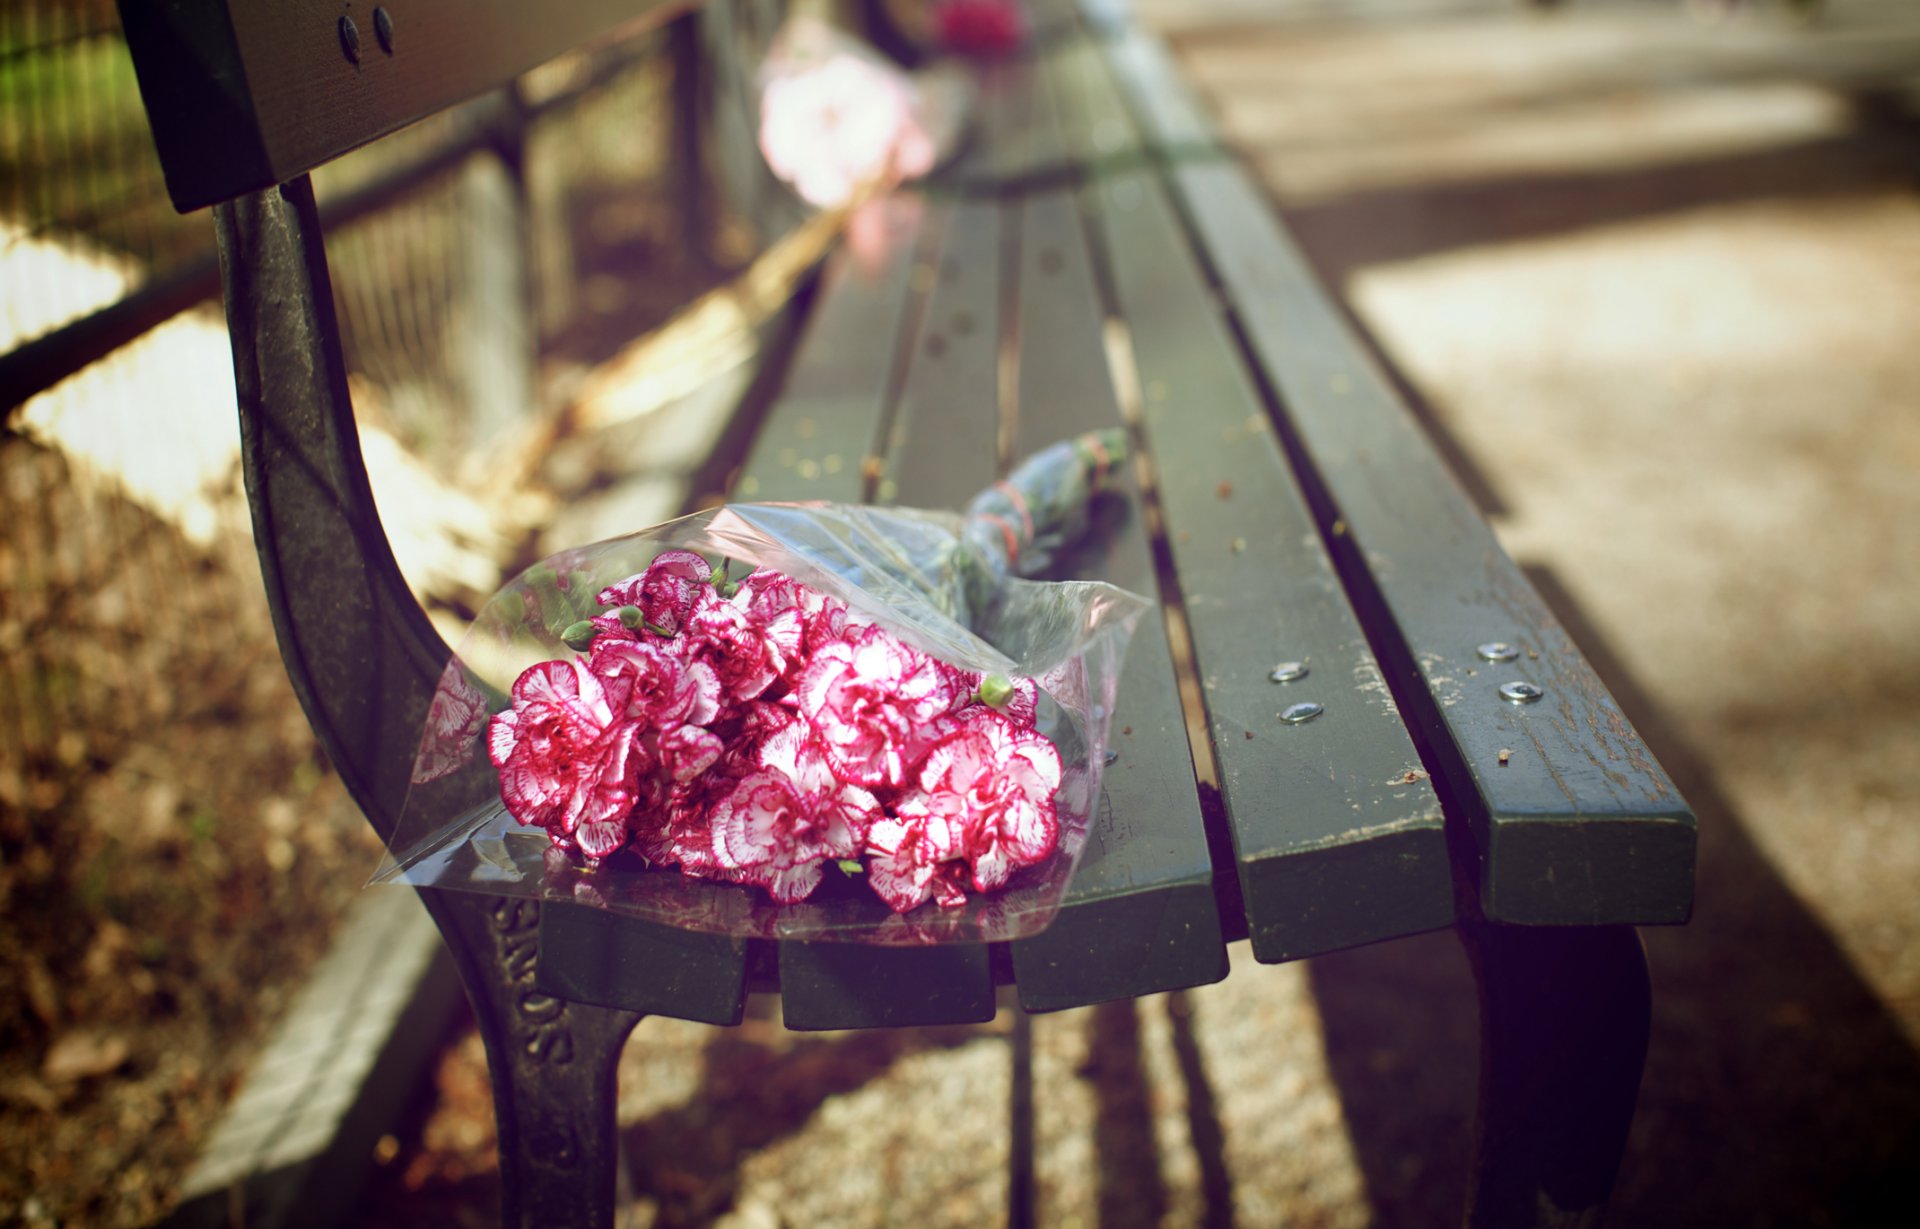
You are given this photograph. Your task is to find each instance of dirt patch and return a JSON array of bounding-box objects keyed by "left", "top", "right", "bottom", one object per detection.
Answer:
[{"left": 0, "top": 437, "right": 380, "bottom": 1227}]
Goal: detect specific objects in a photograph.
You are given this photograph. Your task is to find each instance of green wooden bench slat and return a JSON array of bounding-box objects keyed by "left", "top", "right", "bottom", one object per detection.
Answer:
[
  {"left": 777, "top": 196, "right": 1001, "bottom": 1030},
  {"left": 1095, "top": 26, "right": 1696, "bottom": 926},
  {"left": 780, "top": 943, "right": 997, "bottom": 1030},
  {"left": 1048, "top": 36, "right": 1143, "bottom": 166},
  {"left": 119, "top": 0, "right": 689, "bottom": 211},
  {"left": 737, "top": 195, "right": 936, "bottom": 504},
  {"left": 534, "top": 904, "right": 752, "bottom": 1026},
  {"left": 882, "top": 198, "right": 1003, "bottom": 502},
  {"left": 1094, "top": 26, "right": 1215, "bottom": 153},
  {"left": 1000, "top": 80, "right": 1226, "bottom": 1005},
  {"left": 1052, "top": 45, "right": 1455, "bottom": 962}
]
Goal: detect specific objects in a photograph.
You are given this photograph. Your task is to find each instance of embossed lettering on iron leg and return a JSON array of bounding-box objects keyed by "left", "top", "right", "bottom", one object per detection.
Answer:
[{"left": 490, "top": 899, "right": 577, "bottom": 1067}]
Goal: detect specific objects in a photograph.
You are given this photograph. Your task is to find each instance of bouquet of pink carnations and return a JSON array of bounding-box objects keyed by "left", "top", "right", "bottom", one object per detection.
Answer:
[{"left": 378, "top": 432, "right": 1146, "bottom": 943}]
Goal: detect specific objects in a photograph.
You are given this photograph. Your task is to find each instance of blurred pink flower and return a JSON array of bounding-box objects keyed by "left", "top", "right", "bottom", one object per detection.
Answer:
[
  {"left": 936, "top": 0, "right": 1027, "bottom": 59},
  {"left": 757, "top": 19, "right": 967, "bottom": 209}
]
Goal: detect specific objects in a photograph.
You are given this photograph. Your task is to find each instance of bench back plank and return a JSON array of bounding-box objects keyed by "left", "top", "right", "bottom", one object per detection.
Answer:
[
  {"left": 1092, "top": 17, "right": 1696, "bottom": 926},
  {"left": 119, "top": 0, "right": 692, "bottom": 210}
]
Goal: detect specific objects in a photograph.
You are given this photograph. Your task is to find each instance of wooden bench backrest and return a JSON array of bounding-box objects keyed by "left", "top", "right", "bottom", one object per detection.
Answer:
[{"left": 119, "top": 0, "right": 694, "bottom": 209}]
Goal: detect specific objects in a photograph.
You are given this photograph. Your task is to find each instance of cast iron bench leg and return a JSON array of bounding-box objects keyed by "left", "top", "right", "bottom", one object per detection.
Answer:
[
  {"left": 1010, "top": 1003, "right": 1035, "bottom": 1229},
  {"left": 1460, "top": 922, "right": 1651, "bottom": 1229},
  {"left": 423, "top": 890, "right": 642, "bottom": 1229}
]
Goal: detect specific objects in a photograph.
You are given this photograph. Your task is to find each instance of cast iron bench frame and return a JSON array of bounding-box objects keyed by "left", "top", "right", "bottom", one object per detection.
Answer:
[{"left": 116, "top": 0, "right": 1695, "bottom": 1225}]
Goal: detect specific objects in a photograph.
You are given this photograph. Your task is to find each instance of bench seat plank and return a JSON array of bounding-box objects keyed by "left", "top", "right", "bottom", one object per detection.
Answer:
[
  {"left": 1094, "top": 19, "right": 1696, "bottom": 926},
  {"left": 737, "top": 194, "right": 936, "bottom": 505},
  {"left": 997, "top": 90, "right": 1226, "bottom": 1006},
  {"left": 1048, "top": 43, "right": 1455, "bottom": 962},
  {"left": 779, "top": 194, "right": 1001, "bottom": 1030}
]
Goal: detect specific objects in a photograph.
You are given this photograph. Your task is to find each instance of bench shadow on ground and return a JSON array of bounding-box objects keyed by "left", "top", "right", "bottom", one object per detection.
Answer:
[
  {"left": 1276, "top": 81, "right": 1920, "bottom": 1227},
  {"left": 1307, "top": 568, "right": 1920, "bottom": 1226}
]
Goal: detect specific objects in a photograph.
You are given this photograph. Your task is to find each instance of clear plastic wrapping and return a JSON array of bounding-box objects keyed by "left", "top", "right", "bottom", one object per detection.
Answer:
[{"left": 377, "top": 467, "right": 1147, "bottom": 944}]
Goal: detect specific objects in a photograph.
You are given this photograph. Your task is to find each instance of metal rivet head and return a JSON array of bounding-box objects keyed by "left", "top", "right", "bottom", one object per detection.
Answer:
[
  {"left": 1279, "top": 702, "right": 1324, "bottom": 724},
  {"left": 1499, "top": 681, "right": 1544, "bottom": 705},
  {"left": 373, "top": 7, "right": 395, "bottom": 54},
  {"left": 1478, "top": 642, "right": 1519, "bottom": 662},
  {"left": 338, "top": 14, "right": 361, "bottom": 63},
  {"left": 1269, "top": 661, "right": 1308, "bottom": 683}
]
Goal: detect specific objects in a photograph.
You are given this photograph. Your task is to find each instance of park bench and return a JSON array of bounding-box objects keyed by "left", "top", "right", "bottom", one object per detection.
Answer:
[{"left": 116, "top": 0, "right": 1696, "bottom": 1225}]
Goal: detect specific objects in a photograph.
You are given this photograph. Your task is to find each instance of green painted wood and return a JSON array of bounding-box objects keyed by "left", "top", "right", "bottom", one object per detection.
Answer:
[
  {"left": 998, "top": 83, "right": 1225, "bottom": 1003},
  {"left": 534, "top": 902, "right": 750, "bottom": 1025},
  {"left": 118, "top": 0, "right": 692, "bottom": 211},
  {"left": 1047, "top": 36, "right": 1142, "bottom": 167},
  {"left": 778, "top": 942, "right": 996, "bottom": 1030},
  {"left": 1053, "top": 45, "right": 1454, "bottom": 962},
  {"left": 737, "top": 193, "right": 937, "bottom": 504},
  {"left": 881, "top": 198, "right": 1002, "bottom": 501},
  {"left": 1097, "top": 28, "right": 1695, "bottom": 926},
  {"left": 774, "top": 195, "right": 1004, "bottom": 1032}
]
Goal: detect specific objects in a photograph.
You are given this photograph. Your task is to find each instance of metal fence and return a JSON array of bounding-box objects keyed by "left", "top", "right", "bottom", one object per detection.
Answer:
[{"left": 0, "top": 0, "right": 789, "bottom": 1031}]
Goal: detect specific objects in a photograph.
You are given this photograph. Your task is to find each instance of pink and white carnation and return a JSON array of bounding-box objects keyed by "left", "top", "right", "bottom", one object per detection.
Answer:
[
  {"left": 681, "top": 598, "right": 805, "bottom": 704},
  {"left": 891, "top": 710, "right": 1062, "bottom": 896},
  {"left": 596, "top": 549, "right": 714, "bottom": 636},
  {"left": 411, "top": 663, "right": 491, "bottom": 784},
  {"left": 710, "top": 721, "right": 882, "bottom": 903},
  {"left": 588, "top": 636, "right": 721, "bottom": 729},
  {"left": 487, "top": 659, "right": 648, "bottom": 853},
  {"left": 794, "top": 623, "right": 969, "bottom": 788},
  {"left": 865, "top": 802, "right": 967, "bottom": 913}
]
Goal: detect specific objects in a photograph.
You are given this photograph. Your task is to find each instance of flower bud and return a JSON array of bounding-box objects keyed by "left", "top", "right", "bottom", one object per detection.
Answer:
[
  {"left": 616, "top": 605, "right": 645, "bottom": 628},
  {"left": 976, "top": 673, "right": 1016, "bottom": 709},
  {"left": 561, "top": 620, "right": 599, "bottom": 652}
]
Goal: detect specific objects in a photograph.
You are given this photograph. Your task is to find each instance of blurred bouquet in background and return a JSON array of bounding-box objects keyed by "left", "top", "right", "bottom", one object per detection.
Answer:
[{"left": 757, "top": 11, "right": 973, "bottom": 208}]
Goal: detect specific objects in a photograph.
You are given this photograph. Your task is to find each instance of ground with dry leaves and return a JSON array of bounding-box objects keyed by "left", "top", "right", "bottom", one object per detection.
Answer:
[{"left": 0, "top": 439, "right": 380, "bottom": 1227}]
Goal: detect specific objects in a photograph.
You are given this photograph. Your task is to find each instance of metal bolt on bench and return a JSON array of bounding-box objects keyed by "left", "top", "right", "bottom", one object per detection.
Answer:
[{"left": 114, "top": 0, "right": 1695, "bottom": 1225}]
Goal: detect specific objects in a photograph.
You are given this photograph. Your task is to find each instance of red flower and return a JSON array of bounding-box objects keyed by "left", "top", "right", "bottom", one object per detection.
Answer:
[
  {"left": 794, "top": 624, "right": 967, "bottom": 788},
  {"left": 597, "top": 550, "right": 714, "bottom": 635},
  {"left": 487, "top": 659, "right": 647, "bottom": 845},
  {"left": 710, "top": 722, "right": 881, "bottom": 902},
  {"left": 681, "top": 598, "right": 805, "bottom": 703},
  {"left": 864, "top": 804, "right": 965, "bottom": 913},
  {"left": 936, "top": 0, "right": 1027, "bottom": 59},
  {"left": 587, "top": 637, "right": 721, "bottom": 728},
  {"left": 897, "top": 710, "right": 1061, "bottom": 894}
]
